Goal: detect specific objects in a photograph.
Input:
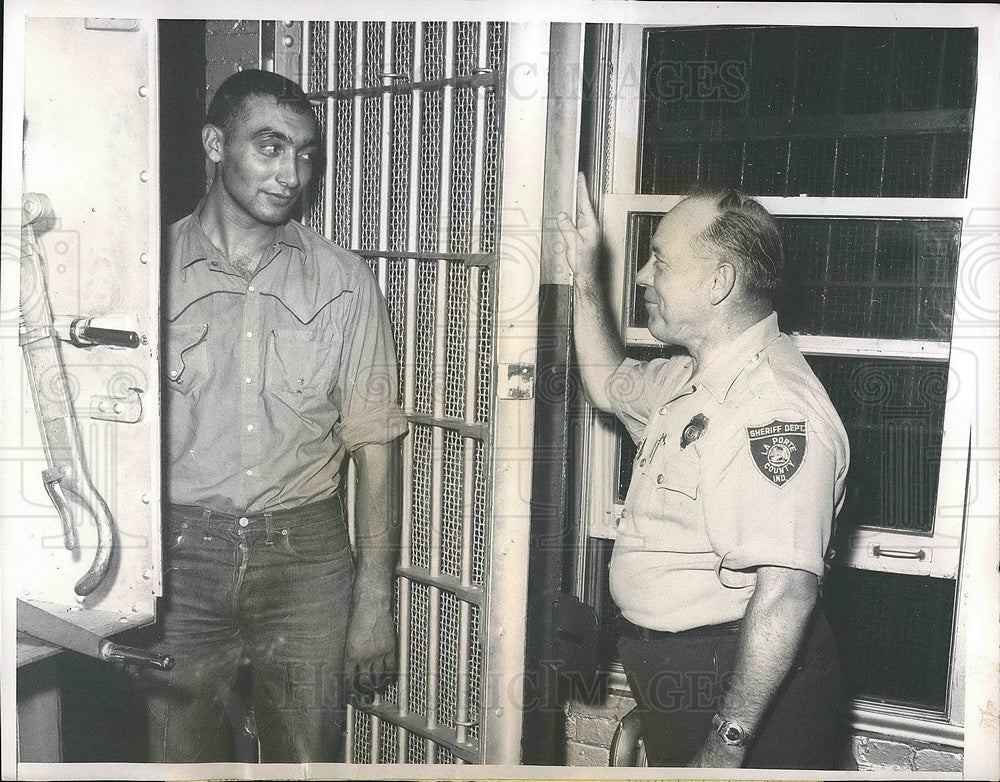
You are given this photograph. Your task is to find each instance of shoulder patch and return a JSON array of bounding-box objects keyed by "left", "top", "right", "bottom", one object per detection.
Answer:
[{"left": 746, "top": 419, "right": 807, "bottom": 487}]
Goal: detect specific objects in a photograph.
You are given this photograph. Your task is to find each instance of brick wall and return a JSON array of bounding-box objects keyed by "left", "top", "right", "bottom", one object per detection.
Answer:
[{"left": 564, "top": 694, "right": 963, "bottom": 772}]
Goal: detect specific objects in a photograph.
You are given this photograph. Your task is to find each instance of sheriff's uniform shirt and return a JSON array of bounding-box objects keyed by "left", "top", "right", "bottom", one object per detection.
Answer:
[
  {"left": 163, "top": 211, "right": 408, "bottom": 515},
  {"left": 608, "top": 313, "right": 849, "bottom": 632}
]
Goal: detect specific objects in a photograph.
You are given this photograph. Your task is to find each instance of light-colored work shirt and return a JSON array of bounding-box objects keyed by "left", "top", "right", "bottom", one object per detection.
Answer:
[
  {"left": 163, "top": 212, "right": 408, "bottom": 514},
  {"left": 608, "top": 313, "right": 849, "bottom": 632}
]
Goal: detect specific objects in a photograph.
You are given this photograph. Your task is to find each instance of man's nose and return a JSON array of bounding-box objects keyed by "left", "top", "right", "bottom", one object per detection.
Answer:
[
  {"left": 635, "top": 259, "right": 654, "bottom": 287},
  {"left": 276, "top": 152, "right": 301, "bottom": 190}
]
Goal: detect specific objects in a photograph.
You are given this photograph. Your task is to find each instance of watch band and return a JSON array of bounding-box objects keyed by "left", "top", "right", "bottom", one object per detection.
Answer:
[{"left": 712, "top": 713, "right": 754, "bottom": 747}]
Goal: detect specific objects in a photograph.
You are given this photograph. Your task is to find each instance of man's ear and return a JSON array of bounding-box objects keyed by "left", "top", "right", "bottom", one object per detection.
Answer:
[
  {"left": 202, "top": 124, "right": 224, "bottom": 163},
  {"left": 709, "top": 262, "right": 736, "bottom": 305}
]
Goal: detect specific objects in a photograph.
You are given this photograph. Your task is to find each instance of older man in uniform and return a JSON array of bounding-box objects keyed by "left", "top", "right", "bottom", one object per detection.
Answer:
[
  {"left": 558, "top": 175, "right": 848, "bottom": 768},
  {"left": 144, "top": 70, "right": 406, "bottom": 762}
]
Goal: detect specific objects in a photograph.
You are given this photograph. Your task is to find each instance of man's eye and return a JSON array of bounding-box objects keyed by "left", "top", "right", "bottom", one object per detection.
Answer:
[
  {"left": 299, "top": 151, "right": 316, "bottom": 163},
  {"left": 260, "top": 144, "right": 279, "bottom": 156}
]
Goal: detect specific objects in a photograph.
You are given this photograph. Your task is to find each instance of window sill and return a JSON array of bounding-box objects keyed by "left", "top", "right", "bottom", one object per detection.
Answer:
[{"left": 850, "top": 700, "right": 963, "bottom": 750}]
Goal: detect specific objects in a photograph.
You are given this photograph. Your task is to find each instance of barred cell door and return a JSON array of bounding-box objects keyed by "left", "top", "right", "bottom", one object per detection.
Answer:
[{"left": 286, "top": 20, "right": 550, "bottom": 764}]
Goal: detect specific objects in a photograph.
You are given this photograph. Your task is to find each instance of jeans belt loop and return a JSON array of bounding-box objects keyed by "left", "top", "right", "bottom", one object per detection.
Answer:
[
  {"left": 264, "top": 511, "right": 275, "bottom": 545},
  {"left": 201, "top": 508, "right": 212, "bottom": 523}
]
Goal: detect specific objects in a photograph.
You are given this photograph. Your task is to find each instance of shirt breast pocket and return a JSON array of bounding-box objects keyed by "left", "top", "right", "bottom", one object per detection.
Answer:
[
  {"left": 635, "top": 457, "right": 704, "bottom": 550},
  {"left": 164, "top": 323, "right": 209, "bottom": 395},
  {"left": 266, "top": 329, "right": 334, "bottom": 405}
]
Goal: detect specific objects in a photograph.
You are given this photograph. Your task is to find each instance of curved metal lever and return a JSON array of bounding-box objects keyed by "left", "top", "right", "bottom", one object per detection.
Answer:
[
  {"left": 41, "top": 464, "right": 116, "bottom": 595},
  {"left": 20, "top": 193, "right": 118, "bottom": 597}
]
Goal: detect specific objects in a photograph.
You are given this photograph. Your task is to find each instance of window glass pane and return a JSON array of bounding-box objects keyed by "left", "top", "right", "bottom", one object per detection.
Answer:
[
  {"left": 626, "top": 213, "right": 961, "bottom": 341},
  {"left": 824, "top": 568, "right": 955, "bottom": 711},
  {"left": 781, "top": 218, "right": 962, "bottom": 340},
  {"left": 640, "top": 27, "right": 977, "bottom": 197},
  {"left": 807, "top": 356, "right": 947, "bottom": 535}
]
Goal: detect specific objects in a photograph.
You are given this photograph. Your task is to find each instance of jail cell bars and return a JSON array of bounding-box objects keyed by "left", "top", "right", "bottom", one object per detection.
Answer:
[{"left": 300, "top": 20, "right": 507, "bottom": 764}]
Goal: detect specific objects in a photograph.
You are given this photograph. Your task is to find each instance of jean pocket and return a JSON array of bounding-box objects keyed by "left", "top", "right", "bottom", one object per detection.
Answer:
[
  {"left": 164, "top": 519, "right": 193, "bottom": 557},
  {"left": 279, "top": 517, "right": 353, "bottom": 565}
]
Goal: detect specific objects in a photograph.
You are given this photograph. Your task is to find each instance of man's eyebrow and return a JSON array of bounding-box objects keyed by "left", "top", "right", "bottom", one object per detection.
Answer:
[{"left": 252, "top": 128, "right": 319, "bottom": 149}]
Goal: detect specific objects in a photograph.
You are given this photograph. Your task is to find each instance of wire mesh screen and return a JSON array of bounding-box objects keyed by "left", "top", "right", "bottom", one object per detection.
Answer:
[
  {"left": 301, "top": 20, "right": 507, "bottom": 763},
  {"left": 626, "top": 212, "right": 962, "bottom": 342},
  {"left": 824, "top": 568, "right": 955, "bottom": 711},
  {"left": 639, "top": 27, "right": 977, "bottom": 197},
  {"left": 305, "top": 22, "right": 329, "bottom": 231},
  {"left": 807, "top": 356, "right": 948, "bottom": 535}
]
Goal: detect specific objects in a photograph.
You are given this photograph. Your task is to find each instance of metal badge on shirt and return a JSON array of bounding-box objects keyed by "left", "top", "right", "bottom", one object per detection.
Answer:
[
  {"left": 680, "top": 413, "right": 708, "bottom": 449},
  {"left": 747, "top": 419, "right": 807, "bottom": 487}
]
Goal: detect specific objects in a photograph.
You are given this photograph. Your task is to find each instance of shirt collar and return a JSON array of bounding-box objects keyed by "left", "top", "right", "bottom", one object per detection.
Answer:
[
  {"left": 695, "top": 312, "right": 781, "bottom": 402},
  {"left": 176, "top": 206, "right": 306, "bottom": 273},
  {"left": 166, "top": 208, "right": 309, "bottom": 321}
]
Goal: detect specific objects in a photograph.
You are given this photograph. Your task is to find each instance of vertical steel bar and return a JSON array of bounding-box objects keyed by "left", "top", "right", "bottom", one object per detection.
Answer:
[
  {"left": 350, "top": 21, "right": 364, "bottom": 250},
  {"left": 396, "top": 20, "right": 424, "bottom": 758},
  {"left": 425, "top": 21, "right": 457, "bottom": 761},
  {"left": 323, "top": 24, "right": 337, "bottom": 239},
  {"left": 377, "top": 23, "right": 394, "bottom": 292},
  {"left": 345, "top": 702, "right": 355, "bottom": 761},
  {"left": 454, "top": 25, "right": 487, "bottom": 744},
  {"left": 469, "top": 22, "right": 489, "bottom": 255},
  {"left": 300, "top": 22, "right": 311, "bottom": 95}
]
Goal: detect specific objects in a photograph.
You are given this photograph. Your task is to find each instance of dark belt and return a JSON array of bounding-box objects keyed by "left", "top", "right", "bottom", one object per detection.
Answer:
[{"left": 618, "top": 615, "right": 741, "bottom": 641}]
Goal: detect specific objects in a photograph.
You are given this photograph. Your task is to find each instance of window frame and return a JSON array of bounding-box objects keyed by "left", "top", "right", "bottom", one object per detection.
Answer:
[{"left": 575, "top": 13, "right": 999, "bottom": 749}]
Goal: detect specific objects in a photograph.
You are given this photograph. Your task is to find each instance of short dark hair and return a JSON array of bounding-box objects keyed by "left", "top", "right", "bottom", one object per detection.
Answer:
[
  {"left": 685, "top": 183, "right": 784, "bottom": 300},
  {"left": 206, "top": 69, "right": 314, "bottom": 134}
]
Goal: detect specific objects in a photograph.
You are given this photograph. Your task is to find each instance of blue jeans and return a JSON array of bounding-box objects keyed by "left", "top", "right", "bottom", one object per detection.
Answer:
[{"left": 139, "top": 498, "right": 354, "bottom": 762}]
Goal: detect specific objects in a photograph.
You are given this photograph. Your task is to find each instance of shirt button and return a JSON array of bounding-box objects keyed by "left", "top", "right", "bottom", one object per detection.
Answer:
[
  {"left": 247, "top": 285, "right": 255, "bottom": 292},
  {"left": 169, "top": 369, "right": 178, "bottom": 378},
  {"left": 620, "top": 508, "right": 627, "bottom": 518},
  {"left": 245, "top": 376, "right": 252, "bottom": 384},
  {"left": 238, "top": 516, "right": 249, "bottom": 527},
  {"left": 656, "top": 474, "right": 664, "bottom": 484},
  {"left": 246, "top": 331, "right": 253, "bottom": 338},
  {"left": 639, "top": 457, "right": 647, "bottom": 467},
  {"left": 246, "top": 424, "right": 254, "bottom": 432},
  {"left": 245, "top": 469, "right": 253, "bottom": 476}
]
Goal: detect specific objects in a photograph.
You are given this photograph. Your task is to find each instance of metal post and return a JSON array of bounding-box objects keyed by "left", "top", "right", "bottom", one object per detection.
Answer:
[{"left": 396, "top": 20, "right": 425, "bottom": 761}]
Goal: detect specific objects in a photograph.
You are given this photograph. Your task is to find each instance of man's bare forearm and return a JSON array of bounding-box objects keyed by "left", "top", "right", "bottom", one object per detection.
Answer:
[
  {"left": 352, "top": 440, "right": 402, "bottom": 590},
  {"left": 722, "top": 567, "right": 816, "bottom": 725},
  {"left": 572, "top": 272, "right": 625, "bottom": 412},
  {"left": 693, "top": 566, "right": 817, "bottom": 766}
]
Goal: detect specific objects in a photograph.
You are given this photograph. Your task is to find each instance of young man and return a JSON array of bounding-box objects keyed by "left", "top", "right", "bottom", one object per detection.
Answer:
[
  {"left": 558, "top": 175, "right": 848, "bottom": 768},
  {"left": 146, "top": 69, "right": 406, "bottom": 762}
]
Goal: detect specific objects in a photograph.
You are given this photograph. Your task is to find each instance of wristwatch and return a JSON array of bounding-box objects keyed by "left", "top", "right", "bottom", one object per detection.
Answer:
[{"left": 712, "top": 713, "right": 754, "bottom": 747}]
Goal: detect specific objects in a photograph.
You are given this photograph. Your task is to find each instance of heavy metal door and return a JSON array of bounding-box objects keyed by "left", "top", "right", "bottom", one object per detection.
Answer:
[{"left": 288, "top": 20, "right": 549, "bottom": 764}]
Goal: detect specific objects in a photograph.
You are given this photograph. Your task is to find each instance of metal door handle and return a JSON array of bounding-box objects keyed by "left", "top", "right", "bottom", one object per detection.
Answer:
[{"left": 872, "top": 545, "right": 926, "bottom": 561}]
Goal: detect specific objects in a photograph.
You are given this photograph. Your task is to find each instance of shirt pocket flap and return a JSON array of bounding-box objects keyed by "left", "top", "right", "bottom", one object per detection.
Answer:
[
  {"left": 164, "top": 323, "right": 208, "bottom": 389},
  {"left": 646, "top": 458, "right": 700, "bottom": 500}
]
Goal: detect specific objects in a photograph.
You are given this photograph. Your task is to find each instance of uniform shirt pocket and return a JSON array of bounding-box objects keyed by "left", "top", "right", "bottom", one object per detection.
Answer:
[{"left": 633, "top": 457, "right": 704, "bottom": 550}]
